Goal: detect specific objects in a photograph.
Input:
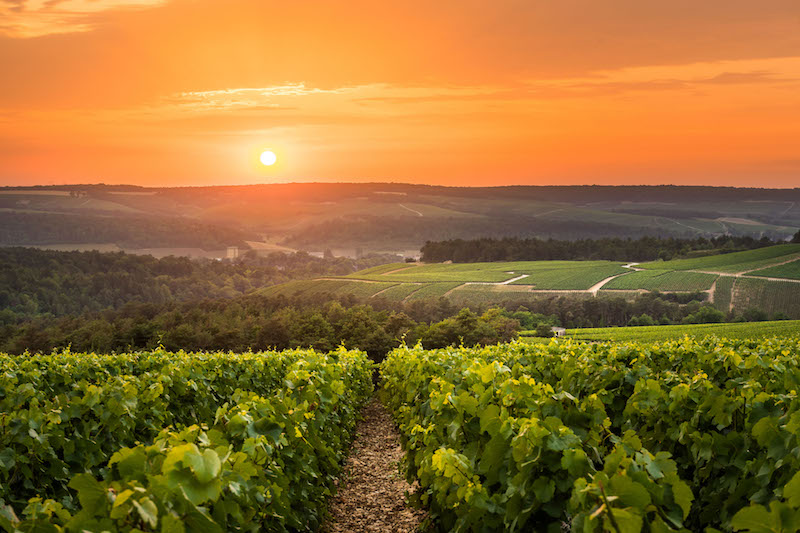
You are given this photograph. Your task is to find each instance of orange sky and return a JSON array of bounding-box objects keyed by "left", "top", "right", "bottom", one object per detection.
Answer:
[{"left": 1, "top": 0, "right": 800, "bottom": 187}]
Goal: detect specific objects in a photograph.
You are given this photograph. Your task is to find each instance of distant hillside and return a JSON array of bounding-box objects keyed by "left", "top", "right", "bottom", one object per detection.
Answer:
[
  {"left": 2, "top": 183, "right": 798, "bottom": 255},
  {"left": 263, "top": 244, "right": 800, "bottom": 319}
]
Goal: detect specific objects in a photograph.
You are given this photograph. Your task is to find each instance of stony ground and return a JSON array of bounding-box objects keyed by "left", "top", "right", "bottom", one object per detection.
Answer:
[{"left": 323, "top": 397, "right": 427, "bottom": 533}]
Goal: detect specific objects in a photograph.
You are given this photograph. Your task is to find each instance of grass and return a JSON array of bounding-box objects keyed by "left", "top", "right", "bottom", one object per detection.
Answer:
[
  {"left": 520, "top": 320, "right": 800, "bottom": 342},
  {"left": 748, "top": 259, "right": 800, "bottom": 280},
  {"left": 602, "top": 270, "right": 718, "bottom": 291},
  {"left": 638, "top": 244, "right": 800, "bottom": 273}
]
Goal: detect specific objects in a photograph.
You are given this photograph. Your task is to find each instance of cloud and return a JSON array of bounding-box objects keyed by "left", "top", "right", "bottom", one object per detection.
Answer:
[{"left": 0, "top": 0, "right": 165, "bottom": 38}]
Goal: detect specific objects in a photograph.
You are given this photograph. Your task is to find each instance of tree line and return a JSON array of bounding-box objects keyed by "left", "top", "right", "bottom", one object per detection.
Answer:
[
  {"left": 420, "top": 235, "right": 787, "bottom": 263},
  {"left": 2, "top": 288, "right": 781, "bottom": 359},
  {"left": 0, "top": 296, "right": 520, "bottom": 359}
]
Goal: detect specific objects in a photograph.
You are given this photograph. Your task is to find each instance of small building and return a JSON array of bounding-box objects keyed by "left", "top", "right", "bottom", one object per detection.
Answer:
[
  {"left": 226, "top": 246, "right": 239, "bottom": 259},
  {"left": 551, "top": 327, "right": 567, "bottom": 337}
]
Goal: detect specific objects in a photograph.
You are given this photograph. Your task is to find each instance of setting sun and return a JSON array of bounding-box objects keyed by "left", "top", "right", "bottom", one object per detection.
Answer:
[{"left": 260, "top": 151, "right": 277, "bottom": 166}]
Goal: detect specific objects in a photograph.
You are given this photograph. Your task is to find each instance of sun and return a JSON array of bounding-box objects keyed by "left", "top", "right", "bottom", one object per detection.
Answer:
[{"left": 260, "top": 150, "right": 277, "bottom": 166}]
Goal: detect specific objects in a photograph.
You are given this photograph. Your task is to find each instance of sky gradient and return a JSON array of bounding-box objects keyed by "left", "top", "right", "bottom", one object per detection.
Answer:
[{"left": 2, "top": 0, "right": 800, "bottom": 187}]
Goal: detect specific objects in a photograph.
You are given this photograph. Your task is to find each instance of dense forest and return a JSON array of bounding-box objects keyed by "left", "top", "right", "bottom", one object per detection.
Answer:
[
  {"left": 0, "top": 297, "right": 520, "bottom": 358},
  {"left": 1, "top": 287, "right": 777, "bottom": 357},
  {"left": 419, "top": 234, "right": 790, "bottom": 263},
  {"left": 0, "top": 247, "right": 399, "bottom": 319}
]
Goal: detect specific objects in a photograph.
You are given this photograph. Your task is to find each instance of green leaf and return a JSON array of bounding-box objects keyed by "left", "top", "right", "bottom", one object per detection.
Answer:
[
  {"left": 784, "top": 471, "right": 800, "bottom": 508},
  {"left": 606, "top": 507, "right": 643, "bottom": 533},
  {"left": 731, "top": 505, "right": 775, "bottom": 533},
  {"left": 479, "top": 434, "right": 507, "bottom": 475},
  {"left": 67, "top": 474, "right": 107, "bottom": 516},
  {"left": 672, "top": 479, "right": 693, "bottom": 519},
  {"left": 0, "top": 449, "right": 15, "bottom": 472},
  {"left": 608, "top": 475, "right": 651, "bottom": 509},
  {"left": 184, "top": 448, "right": 221, "bottom": 484},
  {"left": 532, "top": 477, "right": 555, "bottom": 504},
  {"left": 479, "top": 405, "right": 501, "bottom": 435},
  {"left": 109, "top": 447, "right": 147, "bottom": 481},
  {"left": 161, "top": 513, "right": 186, "bottom": 533},
  {"left": 132, "top": 497, "right": 158, "bottom": 529}
]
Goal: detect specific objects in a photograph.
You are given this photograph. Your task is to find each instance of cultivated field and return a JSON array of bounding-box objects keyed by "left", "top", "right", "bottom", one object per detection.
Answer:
[
  {"left": 639, "top": 243, "right": 800, "bottom": 273},
  {"left": 749, "top": 258, "right": 800, "bottom": 280},
  {"left": 523, "top": 319, "right": 800, "bottom": 342},
  {"left": 381, "top": 335, "right": 800, "bottom": 530},
  {"left": 601, "top": 270, "right": 718, "bottom": 291},
  {"left": 263, "top": 245, "right": 800, "bottom": 316},
  {"left": 732, "top": 278, "right": 800, "bottom": 317}
]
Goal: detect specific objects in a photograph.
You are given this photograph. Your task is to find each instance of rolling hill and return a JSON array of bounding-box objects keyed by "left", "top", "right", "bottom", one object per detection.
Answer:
[
  {"left": 2, "top": 184, "right": 798, "bottom": 257},
  {"left": 262, "top": 244, "right": 800, "bottom": 317}
]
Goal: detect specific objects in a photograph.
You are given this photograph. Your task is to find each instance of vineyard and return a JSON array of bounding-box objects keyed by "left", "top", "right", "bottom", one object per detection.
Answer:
[
  {"left": 602, "top": 270, "right": 718, "bottom": 291},
  {"left": 750, "top": 259, "right": 800, "bottom": 281},
  {"left": 733, "top": 278, "right": 800, "bottom": 317},
  {"left": 507, "top": 264, "right": 629, "bottom": 290},
  {"left": 713, "top": 276, "right": 736, "bottom": 312},
  {"left": 259, "top": 246, "right": 800, "bottom": 317},
  {"left": 529, "top": 319, "right": 800, "bottom": 342},
  {"left": 381, "top": 336, "right": 800, "bottom": 531},
  {"left": 0, "top": 348, "right": 373, "bottom": 531},
  {"left": 638, "top": 244, "right": 800, "bottom": 273}
]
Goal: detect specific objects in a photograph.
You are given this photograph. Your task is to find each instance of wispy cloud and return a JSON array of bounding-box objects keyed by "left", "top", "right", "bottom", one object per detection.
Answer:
[
  {"left": 166, "top": 84, "right": 354, "bottom": 111},
  {"left": 0, "top": 0, "right": 165, "bottom": 38}
]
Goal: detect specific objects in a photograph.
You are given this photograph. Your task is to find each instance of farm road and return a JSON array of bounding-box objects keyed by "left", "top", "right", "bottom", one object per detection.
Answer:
[{"left": 322, "top": 397, "right": 426, "bottom": 533}]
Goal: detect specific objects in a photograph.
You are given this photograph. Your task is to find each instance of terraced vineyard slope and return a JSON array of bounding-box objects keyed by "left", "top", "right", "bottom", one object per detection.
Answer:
[{"left": 263, "top": 245, "right": 800, "bottom": 317}]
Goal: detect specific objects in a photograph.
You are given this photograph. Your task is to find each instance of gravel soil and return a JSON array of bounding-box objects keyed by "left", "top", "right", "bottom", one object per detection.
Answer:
[{"left": 322, "top": 396, "right": 427, "bottom": 532}]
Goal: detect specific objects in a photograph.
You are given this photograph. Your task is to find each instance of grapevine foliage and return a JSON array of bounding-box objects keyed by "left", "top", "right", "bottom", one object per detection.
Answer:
[
  {"left": 0, "top": 347, "right": 373, "bottom": 532},
  {"left": 381, "top": 336, "right": 800, "bottom": 531}
]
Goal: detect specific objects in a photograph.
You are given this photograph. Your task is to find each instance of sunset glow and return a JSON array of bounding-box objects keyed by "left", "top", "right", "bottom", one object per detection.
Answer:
[
  {"left": 260, "top": 151, "right": 277, "bottom": 166},
  {"left": 1, "top": 1, "right": 799, "bottom": 187}
]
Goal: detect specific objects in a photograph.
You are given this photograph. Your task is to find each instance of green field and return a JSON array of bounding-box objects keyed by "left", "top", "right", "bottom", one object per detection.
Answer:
[
  {"left": 602, "top": 270, "right": 718, "bottom": 291},
  {"left": 508, "top": 262, "right": 628, "bottom": 289},
  {"left": 733, "top": 277, "right": 800, "bottom": 317},
  {"left": 404, "top": 281, "right": 463, "bottom": 300},
  {"left": 263, "top": 279, "right": 399, "bottom": 299},
  {"left": 262, "top": 245, "right": 800, "bottom": 316},
  {"left": 749, "top": 258, "right": 800, "bottom": 280},
  {"left": 521, "top": 320, "right": 800, "bottom": 342},
  {"left": 372, "top": 282, "right": 424, "bottom": 301},
  {"left": 639, "top": 243, "right": 800, "bottom": 273},
  {"left": 347, "top": 260, "right": 627, "bottom": 284},
  {"left": 447, "top": 285, "right": 596, "bottom": 307},
  {"left": 713, "top": 275, "right": 735, "bottom": 312}
]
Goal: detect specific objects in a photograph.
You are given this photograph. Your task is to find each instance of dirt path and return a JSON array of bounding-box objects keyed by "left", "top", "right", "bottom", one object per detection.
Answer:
[
  {"left": 398, "top": 203, "right": 424, "bottom": 217},
  {"left": 323, "top": 397, "right": 426, "bottom": 533}
]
